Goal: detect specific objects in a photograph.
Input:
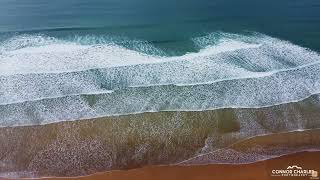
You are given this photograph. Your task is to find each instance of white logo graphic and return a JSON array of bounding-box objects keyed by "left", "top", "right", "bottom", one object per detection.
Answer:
[{"left": 271, "top": 165, "right": 319, "bottom": 179}]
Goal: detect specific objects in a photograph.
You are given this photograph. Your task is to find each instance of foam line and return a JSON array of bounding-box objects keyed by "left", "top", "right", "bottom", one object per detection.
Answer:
[
  {"left": 0, "top": 34, "right": 262, "bottom": 76},
  {"left": 1, "top": 33, "right": 318, "bottom": 76},
  {"left": 1, "top": 60, "right": 320, "bottom": 127},
  {"left": 1, "top": 32, "right": 320, "bottom": 104}
]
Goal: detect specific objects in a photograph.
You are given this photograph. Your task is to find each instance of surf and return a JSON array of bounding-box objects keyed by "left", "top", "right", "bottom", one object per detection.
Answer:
[
  {"left": 1, "top": 60, "right": 320, "bottom": 126},
  {"left": 1, "top": 32, "right": 320, "bottom": 107}
]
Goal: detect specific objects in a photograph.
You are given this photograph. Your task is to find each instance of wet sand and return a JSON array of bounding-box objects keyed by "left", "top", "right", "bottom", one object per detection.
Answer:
[
  {"left": 1, "top": 129, "right": 319, "bottom": 180},
  {"left": 1, "top": 96, "right": 320, "bottom": 178},
  {"left": 38, "top": 151, "right": 320, "bottom": 180},
  {"left": 1, "top": 122, "right": 320, "bottom": 178}
]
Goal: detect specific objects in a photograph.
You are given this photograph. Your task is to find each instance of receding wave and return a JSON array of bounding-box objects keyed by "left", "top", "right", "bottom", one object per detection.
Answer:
[
  {"left": 1, "top": 95, "right": 320, "bottom": 177},
  {"left": 179, "top": 129, "right": 320, "bottom": 165}
]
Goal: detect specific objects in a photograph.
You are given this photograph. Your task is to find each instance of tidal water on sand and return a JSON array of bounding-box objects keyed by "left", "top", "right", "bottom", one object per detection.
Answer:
[{"left": 0, "top": 0, "right": 320, "bottom": 178}]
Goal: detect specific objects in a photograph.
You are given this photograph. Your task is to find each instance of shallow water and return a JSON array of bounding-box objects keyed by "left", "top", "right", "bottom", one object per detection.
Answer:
[{"left": 1, "top": 96, "right": 320, "bottom": 177}]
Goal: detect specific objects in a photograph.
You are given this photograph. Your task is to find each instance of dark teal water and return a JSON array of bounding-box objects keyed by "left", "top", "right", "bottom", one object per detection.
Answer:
[{"left": 0, "top": 0, "right": 320, "bottom": 54}]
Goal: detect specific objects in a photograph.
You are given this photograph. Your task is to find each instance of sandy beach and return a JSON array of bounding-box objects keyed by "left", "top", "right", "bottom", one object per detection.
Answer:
[
  {"left": 1, "top": 128, "right": 319, "bottom": 180},
  {"left": 35, "top": 151, "right": 320, "bottom": 180}
]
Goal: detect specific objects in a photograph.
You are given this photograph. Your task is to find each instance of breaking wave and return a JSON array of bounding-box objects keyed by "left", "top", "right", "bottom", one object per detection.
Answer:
[{"left": 1, "top": 32, "right": 320, "bottom": 126}]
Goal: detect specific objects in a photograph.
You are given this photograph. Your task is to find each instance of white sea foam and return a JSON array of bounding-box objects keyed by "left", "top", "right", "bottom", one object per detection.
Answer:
[
  {"left": 1, "top": 32, "right": 320, "bottom": 105},
  {"left": 0, "top": 34, "right": 264, "bottom": 76},
  {"left": 1, "top": 59, "right": 320, "bottom": 127}
]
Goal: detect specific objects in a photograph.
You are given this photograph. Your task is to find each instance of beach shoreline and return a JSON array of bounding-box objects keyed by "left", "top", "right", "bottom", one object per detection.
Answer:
[
  {"left": 12, "top": 151, "right": 317, "bottom": 180},
  {"left": 1, "top": 128, "right": 320, "bottom": 180}
]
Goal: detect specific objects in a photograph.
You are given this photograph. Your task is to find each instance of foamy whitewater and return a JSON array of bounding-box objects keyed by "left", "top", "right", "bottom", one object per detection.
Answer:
[{"left": 1, "top": 32, "right": 320, "bottom": 126}]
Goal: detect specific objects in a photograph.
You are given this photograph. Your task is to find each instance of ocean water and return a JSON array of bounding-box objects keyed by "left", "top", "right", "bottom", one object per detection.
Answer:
[
  {"left": 0, "top": 0, "right": 320, "bottom": 54},
  {"left": 1, "top": 0, "right": 320, "bottom": 178}
]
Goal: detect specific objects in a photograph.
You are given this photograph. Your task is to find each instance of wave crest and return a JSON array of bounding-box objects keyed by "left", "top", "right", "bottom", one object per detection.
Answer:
[{"left": 1, "top": 32, "right": 320, "bottom": 110}]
